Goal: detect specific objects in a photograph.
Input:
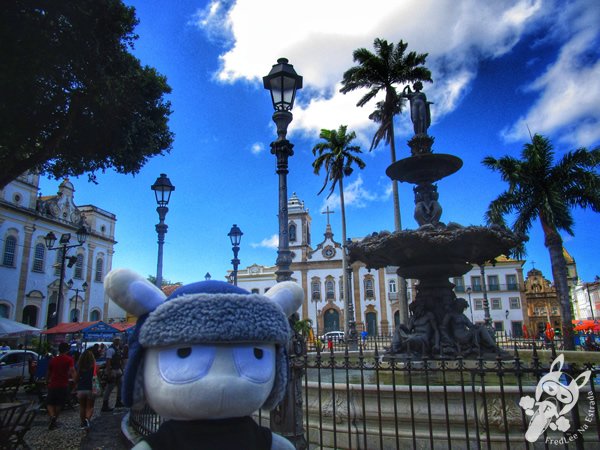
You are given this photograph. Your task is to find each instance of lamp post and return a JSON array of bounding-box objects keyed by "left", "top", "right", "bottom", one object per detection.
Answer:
[
  {"left": 466, "top": 287, "right": 474, "bottom": 322},
  {"left": 264, "top": 58, "right": 306, "bottom": 449},
  {"left": 44, "top": 227, "right": 87, "bottom": 328},
  {"left": 345, "top": 238, "right": 358, "bottom": 349},
  {"left": 263, "top": 58, "right": 302, "bottom": 283},
  {"left": 228, "top": 224, "right": 243, "bottom": 286},
  {"left": 151, "top": 174, "right": 175, "bottom": 288},
  {"left": 66, "top": 279, "right": 88, "bottom": 322}
]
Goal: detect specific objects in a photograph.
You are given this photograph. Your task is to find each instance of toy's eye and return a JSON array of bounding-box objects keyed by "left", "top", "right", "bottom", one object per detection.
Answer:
[
  {"left": 233, "top": 344, "right": 275, "bottom": 384},
  {"left": 158, "top": 345, "right": 216, "bottom": 384}
]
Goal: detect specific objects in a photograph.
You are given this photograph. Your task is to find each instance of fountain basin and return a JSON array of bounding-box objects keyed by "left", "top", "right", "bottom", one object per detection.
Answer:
[
  {"left": 348, "top": 223, "right": 524, "bottom": 279},
  {"left": 386, "top": 153, "right": 462, "bottom": 184}
]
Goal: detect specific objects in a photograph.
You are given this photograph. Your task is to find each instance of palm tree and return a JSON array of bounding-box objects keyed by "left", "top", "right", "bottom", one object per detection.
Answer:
[
  {"left": 340, "top": 38, "right": 431, "bottom": 323},
  {"left": 312, "top": 125, "right": 366, "bottom": 337},
  {"left": 483, "top": 134, "right": 600, "bottom": 350}
]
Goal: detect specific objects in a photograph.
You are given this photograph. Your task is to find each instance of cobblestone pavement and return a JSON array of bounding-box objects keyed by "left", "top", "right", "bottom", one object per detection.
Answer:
[{"left": 18, "top": 389, "right": 131, "bottom": 449}]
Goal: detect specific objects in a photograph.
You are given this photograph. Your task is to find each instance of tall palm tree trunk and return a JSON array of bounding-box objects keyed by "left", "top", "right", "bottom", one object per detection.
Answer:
[
  {"left": 389, "top": 126, "right": 409, "bottom": 325},
  {"left": 543, "top": 222, "right": 575, "bottom": 350},
  {"left": 339, "top": 176, "right": 350, "bottom": 334}
]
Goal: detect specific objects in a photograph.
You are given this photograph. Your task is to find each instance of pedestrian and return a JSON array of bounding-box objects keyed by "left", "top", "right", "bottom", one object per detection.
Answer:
[
  {"left": 101, "top": 336, "right": 124, "bottom": 411},
  {"left": 47, "top": 342, "right": 76, "bottom": 430},
  {"left": 73, "top": 349, "right": 97, "bottom": 430}
]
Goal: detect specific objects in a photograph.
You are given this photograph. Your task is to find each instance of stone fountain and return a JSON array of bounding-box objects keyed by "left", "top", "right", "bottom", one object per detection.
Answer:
[{"left": 348, "top": 83, "right": 525, "bottom": 359}]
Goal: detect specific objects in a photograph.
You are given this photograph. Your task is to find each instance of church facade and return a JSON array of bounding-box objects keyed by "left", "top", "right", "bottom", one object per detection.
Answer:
[
  {"left": 0, "top": 174, "right": 119, "bottom": 328},
  {"left": 233, "top": 193, "right": 527, "bottom": 337}
]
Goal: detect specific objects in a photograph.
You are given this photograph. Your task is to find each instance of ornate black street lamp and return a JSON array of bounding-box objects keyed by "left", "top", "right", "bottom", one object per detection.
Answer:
[
  {"left": 228, "top": 224, "right": 243, "bottom": 286},
  {"left": 263, "top": 58, "right": 302, "bottom": 282},
  {"left": 67, "top": 279, "right": 88, "bottom": 322},
  {"left": 44, "top": 226, "right": 87, "bottom": 328},
  {"left": 151, "top": 174, "right": 175, "bottom": 288},
  {"left": 264, "top": 58, "right": 306, "bottom": 449}
]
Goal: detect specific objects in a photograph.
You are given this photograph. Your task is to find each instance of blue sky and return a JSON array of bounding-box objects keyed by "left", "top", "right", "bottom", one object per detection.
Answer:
[{"left": 39, "top": 0, "right": 600, "bottom": 285}]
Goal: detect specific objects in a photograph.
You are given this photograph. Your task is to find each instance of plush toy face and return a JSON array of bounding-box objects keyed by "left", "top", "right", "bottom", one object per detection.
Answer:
[{"left": 144, "top": 343, "right": 277, "bottom": 420}]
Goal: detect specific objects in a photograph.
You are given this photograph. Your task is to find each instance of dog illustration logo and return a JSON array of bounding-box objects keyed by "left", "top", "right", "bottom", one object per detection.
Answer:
[{"left": 519, "top": 354, "right": 591, "bottom": 442}]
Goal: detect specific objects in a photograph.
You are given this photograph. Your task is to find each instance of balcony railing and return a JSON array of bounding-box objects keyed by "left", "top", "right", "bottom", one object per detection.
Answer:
[{"left": 456, "top": 283, "right": 522, "bottom": 293}]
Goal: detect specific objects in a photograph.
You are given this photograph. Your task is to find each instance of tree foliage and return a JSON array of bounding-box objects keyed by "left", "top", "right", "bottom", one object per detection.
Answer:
[
  {"left": 483, "top": 134, "right": 600, "bottom": 349},
  {"left": 0, "top": 0, "right": 174, "bottom": 188}
]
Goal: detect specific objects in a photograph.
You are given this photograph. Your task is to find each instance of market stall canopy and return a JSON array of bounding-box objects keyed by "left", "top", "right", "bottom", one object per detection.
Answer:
[
  {"left": 0, "top": 317, "right": 41, "bottom": 337},
  {"left": 110, "top": 322, "right": 135, "bottom": 333},
  {"left": 573, "top": 319, "right": 600, "bottom": 332},
  {"left": 42, "top": 321, "right": 122, "bottom": 340}
]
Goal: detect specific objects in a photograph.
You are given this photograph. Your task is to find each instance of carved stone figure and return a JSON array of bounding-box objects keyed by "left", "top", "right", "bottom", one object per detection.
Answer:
[
  {"left": 414, "top": 184, "right": 442, "bottom": 226},
  {"left": 390, "top": 301, "right": 439, "bottom": 357},
  {"left": 402, "top": 81, "right": 432, "bottom": 136},
  {"left": 441, "top": 298, "right": 504, "bottom": 356}
]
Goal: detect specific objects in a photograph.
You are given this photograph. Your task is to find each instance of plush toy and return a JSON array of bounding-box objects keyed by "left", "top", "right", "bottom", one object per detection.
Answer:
[{"left": 104, "top": 269, "right": 303, "bottom": 450}]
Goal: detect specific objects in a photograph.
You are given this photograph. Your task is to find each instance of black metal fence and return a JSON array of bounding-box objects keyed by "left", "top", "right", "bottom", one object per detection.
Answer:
[{"left": 129, "top": 342, "right": 600, "bottom": 449}]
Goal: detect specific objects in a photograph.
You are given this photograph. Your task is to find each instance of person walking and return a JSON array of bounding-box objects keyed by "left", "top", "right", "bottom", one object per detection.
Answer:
[
  {"left": 47, "top": 342, "right": 76, "bottom": 430},
  {"left": 74, "top": 349, "right": 97, "bottom": 430},
  {"left": 101, "top": 336, "right": 124, "bottom": 411}
]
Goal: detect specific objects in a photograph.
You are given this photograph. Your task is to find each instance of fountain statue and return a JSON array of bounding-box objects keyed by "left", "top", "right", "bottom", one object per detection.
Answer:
[{"left": 348, "top": 84, "right": 525, "bottom": 359}]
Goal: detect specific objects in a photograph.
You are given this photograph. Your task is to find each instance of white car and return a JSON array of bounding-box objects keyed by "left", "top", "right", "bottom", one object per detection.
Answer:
[
  {"left": 321, "top": 331, "right": 345, "bottom": 343},
  {"left": 0, "top": 350, "right": 39, "bottom": 381}
]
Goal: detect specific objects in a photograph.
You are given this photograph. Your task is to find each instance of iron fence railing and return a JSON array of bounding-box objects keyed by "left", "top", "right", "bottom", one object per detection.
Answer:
[{"left": 129, "top": 342, "right": 600, "bottom": 449}]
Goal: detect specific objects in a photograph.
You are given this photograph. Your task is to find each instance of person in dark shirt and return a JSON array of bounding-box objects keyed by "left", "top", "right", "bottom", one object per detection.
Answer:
[{"left": 74, "top": 349, "right": 97, "bottom": 430}]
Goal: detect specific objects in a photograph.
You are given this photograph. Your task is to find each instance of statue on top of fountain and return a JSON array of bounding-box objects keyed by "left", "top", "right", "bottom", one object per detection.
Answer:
[{"left": 402, "top": 81, "right": 433, "bottom": 137}]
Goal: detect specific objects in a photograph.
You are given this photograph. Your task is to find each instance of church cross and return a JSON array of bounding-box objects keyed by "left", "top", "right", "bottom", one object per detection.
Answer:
[{"left": 322, "top": 206, "right": 335, "bottom": 225}]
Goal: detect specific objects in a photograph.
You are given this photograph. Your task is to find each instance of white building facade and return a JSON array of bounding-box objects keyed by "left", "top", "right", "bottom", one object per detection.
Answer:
[
  {"left": 233, "top": 193, "right": 527, "bottom": 337},
  {"left": 572, "top": 279, "right": 600, "bottom": 321},
  {"left": 0, "top": 174, "right": 121, "bottom": 328}
]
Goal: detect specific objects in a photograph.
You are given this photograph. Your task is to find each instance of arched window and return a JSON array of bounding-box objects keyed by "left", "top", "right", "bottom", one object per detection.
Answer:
[
  {"left": 70, "top": 308, "right": 79, "bottom": 322},
  {"left": 22, "top": 305, "right": 38, "bottom": 327},
  {"left": 0, "top": 304, "right": 9, "bottom": 318},
  {"left": 311, "top": 280, "right": 321, "bottom": 301},
  {"left": 90, "top": 309, "right": 101, "bottom": 321},
  {"left": 364, "top": 278, "right": 375, "bottom": 299},
  {"left": 32, "top": 243, "right": 46, "bottom": 272},
  {"left": 2, "top": 236, "right": 17, "bottom": 267},
  {"left": 95, "top": 257, "right": 104, "bottom": 282},
  {"left": 54, "top": 248, "right": 65, "bottom": 276},
  {"left": 74, "top": 253, "right": 84, "bottom": 279},
  {"left": 388, "top": 279, "right": 397, "bottom": 293},
  {"left": 325, "top": 279, "right": 335, "bottom": 300},
  {"left": 289, "top": 223, "right": 297, "bottom": 242}
]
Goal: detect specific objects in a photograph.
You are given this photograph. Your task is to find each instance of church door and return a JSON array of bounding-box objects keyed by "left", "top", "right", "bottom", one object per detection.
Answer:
[
  {"left": 366, "top": 312, "right": 377, "bottom": 336},
  {"left": 323, "top": 309, "right": 340, "bottom": 332}
]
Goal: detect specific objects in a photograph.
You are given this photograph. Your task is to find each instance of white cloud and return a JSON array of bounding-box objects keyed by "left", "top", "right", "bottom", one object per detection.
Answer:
[
  {"left": 251, "top": 234, "right": 278, "bottom": 249},
  {"left": 193, "top": 0, "right": 599, "bottom": 147},
  {"left": 501, "top": 2, "right": 600, "bottom": 147},
  {"left": 321, "top": 175, "right": 380, "bottom": 211},
  {"left": 250, "top": 142, "right": 265, "bottom": 155}
]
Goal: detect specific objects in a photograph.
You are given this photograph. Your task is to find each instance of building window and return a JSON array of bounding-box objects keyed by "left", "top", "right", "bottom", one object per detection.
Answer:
[
  {"left": 32, "top": 243, "right": 45, "bottom": 272},
  {"left": 2, "top": 236, "right": 17, "bottom": 267},
  {"left": 54, "top": 248, "right": 65, "bottom": 276},
  {"left": 491, "top": 298, "right": 502, "bottom": 310},
  {"left": 506, "top": 274, "right": 518, "bottom": 291},
  {"left": 325, "top": 279, "right": 335, "bottom": 300},
  {"left": 512, "top": 321, "right": 523, "bottom": 338},
  {"left": 74, "top": 253, "right": 84, "bottom": 279},
  {"left": 474, "top": 299, "right": 483, "bottom": 310},
  {"left": 494, "top": 321, "right": 504, "bottom": 332},
  {"left": 0, "top": 304, "right": 9, "bottom": 318},
  {"left": 487, "top": 275, "right": 500, "bottom": 291},
  {"left": 364, "top": 278, "right": 375, "bottom": 299},
  {"left": 509, "top": 297, "right": 521, "bottom": 309},
  {"left": 453, "top": 277, "right": 465, "bottom": 292},
  {"left": 289, "top": 223, "right": 297, "bottom": 242},
  {"left": 471, "top": 276, "right": 482, "bottom": 292},
  {"left": 388, "top": 279, "right": 397, "bottom": 293},
  {"left": 22, "top": 305, "right": 38, "bottom": 327},
  {"left": 551, "top": 304, "right": 559, "bottom": 315},
  {"left": 311, "top": 280, "right": 321, "bottom": 301},
  {"left": 534, "top": 306, "right": 547, "bottom": 316},
  {"left": 95, "top": 258, "right": 104, "bottom": 282},
  {"left": 90, "top": 309, "right": 101, "bottom": 321},
  {"left": 251, "top": 288, "right": 259, "bottom": 294}
]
